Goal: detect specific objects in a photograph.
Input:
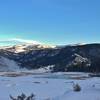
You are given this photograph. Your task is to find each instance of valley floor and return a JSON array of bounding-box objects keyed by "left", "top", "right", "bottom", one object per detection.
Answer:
[{"left": 0, "top": 72, "right": 100, "bottom": 100}]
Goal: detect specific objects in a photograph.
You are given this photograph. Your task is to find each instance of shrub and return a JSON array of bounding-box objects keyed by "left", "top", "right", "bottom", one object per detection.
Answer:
[
  {"left": 73, "top": 83, "right": 81, "bottom": 92},
  {"left": 10, "top": 93, "right": 35, "bottom": 100}
]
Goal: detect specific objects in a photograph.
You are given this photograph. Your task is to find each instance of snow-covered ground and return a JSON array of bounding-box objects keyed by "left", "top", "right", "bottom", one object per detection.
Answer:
[{"left": 0, "top": 72, "right": 100, "bottom": 100}]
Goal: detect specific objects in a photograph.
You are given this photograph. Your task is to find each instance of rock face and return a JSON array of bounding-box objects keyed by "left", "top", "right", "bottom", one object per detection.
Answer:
[{"left": 0, "top": 43, "right": 100, "bottom": 72}]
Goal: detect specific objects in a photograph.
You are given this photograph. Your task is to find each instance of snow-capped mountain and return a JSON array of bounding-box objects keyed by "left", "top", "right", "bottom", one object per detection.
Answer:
[
  {"left": 0, "top": 43, "right": 100, "bottom": 72},
  {"left": 2, "top": 44, "right": 56, "bottom": 53},
  {"left": 0, "top": 38, "right": 56, "bottom": 53}
]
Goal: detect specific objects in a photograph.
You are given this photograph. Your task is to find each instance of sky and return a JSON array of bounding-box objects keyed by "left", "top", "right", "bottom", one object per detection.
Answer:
[{"left": 0, "top": 0, "right": 100, "bottom": 46}]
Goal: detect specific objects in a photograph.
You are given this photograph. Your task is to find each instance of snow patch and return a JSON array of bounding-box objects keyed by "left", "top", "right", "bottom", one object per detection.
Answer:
[{"left": 0, "top": 56, "right": 21, "bottom": 72}]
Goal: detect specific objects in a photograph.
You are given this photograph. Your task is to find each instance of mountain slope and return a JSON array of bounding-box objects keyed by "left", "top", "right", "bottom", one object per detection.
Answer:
[
  {"left": 0, "top": 56, "right": 20, "bottom": 71},
  {"left": 0, "top": 43, "right": 100, "bottom": 72}
]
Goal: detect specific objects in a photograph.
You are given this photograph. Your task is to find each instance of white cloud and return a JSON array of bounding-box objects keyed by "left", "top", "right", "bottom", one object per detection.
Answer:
[
  {"left": 0, "top": 38, "right": 42, "bottom": 45},
  {"left": 11, "top": 38, "right": 42, "bottom": 44}
]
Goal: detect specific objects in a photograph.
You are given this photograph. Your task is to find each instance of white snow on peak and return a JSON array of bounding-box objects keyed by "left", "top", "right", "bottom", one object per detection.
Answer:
[
  {"left": 0, "top": 38, "right": 56, "bottom": 53},
  {"left": 0, "top": 38, "right": 56, "bottom": 48}
]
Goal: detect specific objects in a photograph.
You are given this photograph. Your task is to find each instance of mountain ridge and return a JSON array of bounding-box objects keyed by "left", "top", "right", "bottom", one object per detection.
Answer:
[{"left": 0, "top": 43, "right": 100, "bottom": 72}]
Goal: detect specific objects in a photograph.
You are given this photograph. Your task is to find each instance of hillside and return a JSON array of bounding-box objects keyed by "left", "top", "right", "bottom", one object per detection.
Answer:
[{"left": 0, "top": 43, "right": 100, "bottom": 72}]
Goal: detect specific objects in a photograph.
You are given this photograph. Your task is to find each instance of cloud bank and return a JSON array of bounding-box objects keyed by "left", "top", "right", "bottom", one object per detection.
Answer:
[{"left": 0, "top": 38, "right": 42, "bottom": 45}]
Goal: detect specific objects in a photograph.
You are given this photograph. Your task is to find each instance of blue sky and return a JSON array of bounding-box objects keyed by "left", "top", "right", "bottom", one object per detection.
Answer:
[{"left": 0, "top": 0, "right": 100, "bottom": 45}]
